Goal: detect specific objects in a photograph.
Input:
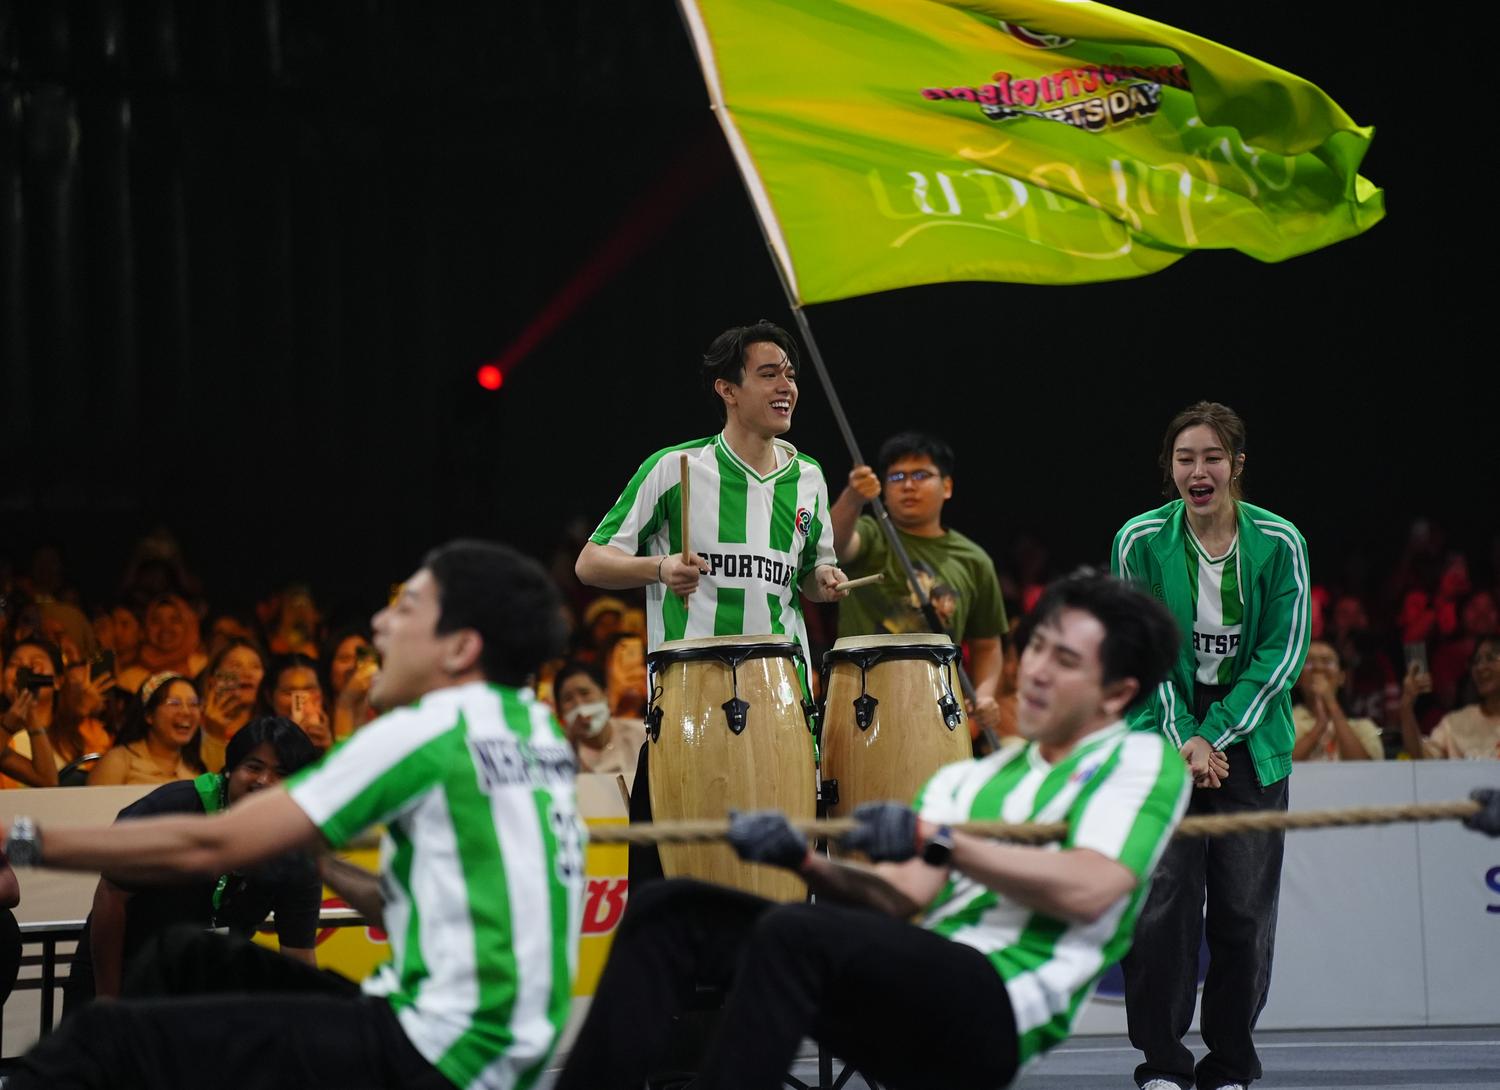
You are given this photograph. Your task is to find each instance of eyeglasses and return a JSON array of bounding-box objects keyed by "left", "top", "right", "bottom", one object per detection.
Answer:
[
  {"left": 886, "top": 469, "right": 938, "bottom": 484},
  {"left": 161, "top": 698, "right": 202, "bottom": 711}
]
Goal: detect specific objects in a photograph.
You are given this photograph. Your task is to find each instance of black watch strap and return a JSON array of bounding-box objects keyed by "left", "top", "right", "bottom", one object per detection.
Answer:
[{"left": 920, "top": 824, "right": 954, "bottom": 867}]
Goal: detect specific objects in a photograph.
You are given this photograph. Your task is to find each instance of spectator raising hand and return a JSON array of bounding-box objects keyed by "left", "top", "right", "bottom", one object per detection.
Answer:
[
  {"left": 266, "top": 655, "right": 332, "bottom": 750},
  {"left": 198, "top": 640, "right": 267, "bottom": 771},
  {"left": 51, "top": 663, "right": 116, "bottom": 771},
  {"left": 1402, "top": 635, "right": 1500, "bottom": 759},
  {"left": 1398, "top": 658, "right": 1435, "bottom": 758},
  {"left": 1, "top": 641, "right": 63, "bottom": 788}
]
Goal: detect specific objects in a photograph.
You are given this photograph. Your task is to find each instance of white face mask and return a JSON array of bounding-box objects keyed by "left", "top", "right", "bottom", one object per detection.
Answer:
[{"left": 568, "top": 701, "right": 611, "bottom": 738}]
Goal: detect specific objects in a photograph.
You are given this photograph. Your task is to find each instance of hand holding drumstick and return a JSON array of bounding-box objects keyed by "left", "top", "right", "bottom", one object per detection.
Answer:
[{"left": 659, "top": 553, "right": 710, "bottom": 597}]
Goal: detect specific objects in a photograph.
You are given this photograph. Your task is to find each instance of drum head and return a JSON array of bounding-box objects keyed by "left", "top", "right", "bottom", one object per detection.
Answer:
[
  {"left": 650, "top": 633, "right": 800, "bottom": 669},
  {"left": 830, "top": 633, "right": 954, "bottom": 652},
  {"left": 824, "top": 632, "right": 957, "bottom": 667},
  {"left": 660, "top": 633, "right": 796, "bottom": 652}
]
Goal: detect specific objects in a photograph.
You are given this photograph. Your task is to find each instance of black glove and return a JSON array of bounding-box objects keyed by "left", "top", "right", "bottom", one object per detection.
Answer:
[
  {"left": 727, "top": 810, "right": 808, "bottom": 870},
  {"left": 839, "top": 802, "right": 919, "bottom": 862},
  {"left": 1464, "top": 788, "right": 1500, "bottom": 837}
]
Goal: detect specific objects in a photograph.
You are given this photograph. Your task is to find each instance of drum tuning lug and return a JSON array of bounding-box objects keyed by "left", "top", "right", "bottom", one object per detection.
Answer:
[
  {"left": 937, "top": 693, "right": 962, "bottom": 731},
  {"left": 853, "top": 693, "right": 879, "bottom": 731},
  {"left": 820, "top": 778, "right": 840, "bottom": 807},
  {"left": 722, "top": 697, "right": 750, "bottom": 735},
  {"left": 645, "top": 703, "right": 663, "bottom": 743}
]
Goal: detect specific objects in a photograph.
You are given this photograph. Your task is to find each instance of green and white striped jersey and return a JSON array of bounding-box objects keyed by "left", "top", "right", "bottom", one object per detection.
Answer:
[
  {"left": 589, "top": 433, "right": 837, "bottom": 661},
  {"left": 287, "top": 682, "right": 584, "bottom": 1090},
  {"left": 915, "top": 723, "right": 1190, "bottom": 1064},
  {"left": 1185, "top": 526, "right": 1243, "bottom": 686}
]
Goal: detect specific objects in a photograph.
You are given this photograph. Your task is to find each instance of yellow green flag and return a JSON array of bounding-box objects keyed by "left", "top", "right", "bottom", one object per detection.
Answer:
[{"left": 679, "top": 0, "right": 1384, "bottom": 303}]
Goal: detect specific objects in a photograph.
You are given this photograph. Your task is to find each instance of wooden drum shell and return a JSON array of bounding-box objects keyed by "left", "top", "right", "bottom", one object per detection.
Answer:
[
  {"left": 820, "top": 633, "right": 972, "bottom": 829},
  {"left": 647, "top": 634, "right": 815, "bottom": 902}
]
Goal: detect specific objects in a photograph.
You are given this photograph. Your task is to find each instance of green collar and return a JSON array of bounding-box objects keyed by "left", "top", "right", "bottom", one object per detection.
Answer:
[
  {"left": 1151, "top": 501, "right": 1273, "bottom": 575},
  {"left": 193, "top": 771, "right": 235, "bottom": 915},
  {"left": 714, "top": 431, "right": 799, "bottom": 484},
  {"left": 193, "top": 771, "right": 227, "bottom": 815}
]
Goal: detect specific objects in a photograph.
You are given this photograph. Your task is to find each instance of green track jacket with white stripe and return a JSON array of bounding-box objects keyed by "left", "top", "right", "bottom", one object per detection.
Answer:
[{"left": 1112, "top": 500, "right": 1310, "bottom": 788}]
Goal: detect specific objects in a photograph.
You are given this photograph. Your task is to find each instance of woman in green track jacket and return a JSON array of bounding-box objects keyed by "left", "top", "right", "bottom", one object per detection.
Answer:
[{"left": 1111, "top": 401, "right": 1310, "bottom": 1090}]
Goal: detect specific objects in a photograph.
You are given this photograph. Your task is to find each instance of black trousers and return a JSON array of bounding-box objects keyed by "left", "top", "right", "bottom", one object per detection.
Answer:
[
  {"left": 628, "top": 739, "right": 665, "bottom": 886},
  {"left": 0, "top": 908, "right": 20, "bottom": 1007},
  {"left": 557, "top": 879, "right": 1020, "bottom": 1090},
  {"left": 1121, "top": 742, "right": 1289, "bottom": 1090},
  {"left": 10, "top": 928, "right": 449, "bottom": 1090}
]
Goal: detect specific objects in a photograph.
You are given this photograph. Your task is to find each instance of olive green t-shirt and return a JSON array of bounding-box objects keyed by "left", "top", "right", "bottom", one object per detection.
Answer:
[{"left": 836, "top": 515, "right": 1006, "bottom": 642}]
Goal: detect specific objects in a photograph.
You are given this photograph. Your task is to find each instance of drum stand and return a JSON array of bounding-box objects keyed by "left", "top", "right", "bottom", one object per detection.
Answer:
[
  {"left": 776, "top": 790, "right": 886, "bottom": 1090},
  {"left": 782, "top": 1053, "right": 884, "bottom": 1090}
]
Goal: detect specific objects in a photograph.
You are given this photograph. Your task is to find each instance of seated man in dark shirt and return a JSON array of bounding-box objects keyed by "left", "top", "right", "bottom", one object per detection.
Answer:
[{"left": 64, "top": 717, "right": 321, "bottom": 1010}]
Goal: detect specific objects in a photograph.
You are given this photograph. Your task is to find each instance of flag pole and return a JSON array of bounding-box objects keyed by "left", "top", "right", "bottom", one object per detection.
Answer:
[
  {"left": 784, "top": 306, "right": 981, "bottom": 712},
  {"left": 672, "top": 0, "right": 993, "bottom": 748}
]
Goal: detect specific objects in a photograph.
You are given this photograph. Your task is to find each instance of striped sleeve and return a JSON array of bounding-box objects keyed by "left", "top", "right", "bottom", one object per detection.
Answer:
[
  {"left": 1110, "top": 520, "right": 1152, "bottom": 599},
  {"left": 1200, "top": 521, "right": 1311, "bottom": 750},
  {"left": 914, "top": 759, "right": 980, "bottom": 824},
  {"left": 285, "top": 706, "right": 457, "bottom": 847},
  {"left": 1111, "top": 517, "right": 1193, "bottom": 748},
  {"left": 1068, "top": 734, "right": 1189, "bottom": 879},
  {"left": 589, "top": 449, "right": 670, "bottom": 553},
  {"left": 808, "top": 461, "right": 837, "bottom": 570}
]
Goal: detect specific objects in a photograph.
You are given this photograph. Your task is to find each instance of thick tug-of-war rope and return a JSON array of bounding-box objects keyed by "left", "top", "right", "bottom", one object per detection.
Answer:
[{"left": 586, "top": 799, "right": 1484, "bottom": 847}]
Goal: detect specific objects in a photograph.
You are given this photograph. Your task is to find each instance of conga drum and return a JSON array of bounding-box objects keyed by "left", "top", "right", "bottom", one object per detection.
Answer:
[
  {"left": 820, "top": 634, "right": 972, "bottom": 830},
  {"left": 646, "top": 634, "right": 815, "bottom": 902}
]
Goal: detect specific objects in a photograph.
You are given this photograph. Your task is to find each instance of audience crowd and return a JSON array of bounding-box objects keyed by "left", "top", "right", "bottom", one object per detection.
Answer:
[{"left": 1, "top": 515, "right": 1497, "bottom": 800}]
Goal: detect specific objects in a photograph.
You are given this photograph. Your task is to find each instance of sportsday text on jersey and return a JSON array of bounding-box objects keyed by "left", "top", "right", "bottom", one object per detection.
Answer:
[
  {"left": 698, "top": 550, "right": 798, "bottom": 588},
  {"left": 1192, "top": 630, "right": 1242, "bottom": 657}
]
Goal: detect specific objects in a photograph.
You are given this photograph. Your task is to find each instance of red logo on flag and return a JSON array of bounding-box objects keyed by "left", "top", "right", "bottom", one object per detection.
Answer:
[{"left": 998, "top": 22, "right": 1075, "bottom": 49}]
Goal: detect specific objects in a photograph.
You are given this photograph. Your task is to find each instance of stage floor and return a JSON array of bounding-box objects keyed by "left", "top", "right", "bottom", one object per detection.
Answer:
[{"left": 539, "top": 1027, "right": 1500, "bottom": 1089}]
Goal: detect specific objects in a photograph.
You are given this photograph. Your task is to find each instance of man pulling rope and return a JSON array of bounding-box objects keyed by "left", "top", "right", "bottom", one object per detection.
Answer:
[{"left": 557, "top": 570, "right": 1192, "bottom": 1090}]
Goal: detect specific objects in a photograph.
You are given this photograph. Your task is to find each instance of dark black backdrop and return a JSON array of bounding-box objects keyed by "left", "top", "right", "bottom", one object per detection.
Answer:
[{"left": 2, "top": 1, "right": 1492, "bottom": 621}]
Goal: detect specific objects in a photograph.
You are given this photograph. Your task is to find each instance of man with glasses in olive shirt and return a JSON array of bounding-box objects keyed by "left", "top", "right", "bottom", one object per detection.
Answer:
[{"left": 831, "top": 431, "right": 1008, "bottom": 740}]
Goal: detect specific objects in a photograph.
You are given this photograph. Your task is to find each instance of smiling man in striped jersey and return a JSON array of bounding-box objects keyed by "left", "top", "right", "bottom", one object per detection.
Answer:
[
  {"left": 1, "top": 540, "right": 584, "bottom": 1090},
  {"left": 575, "top": 320, "right": 849, "bottom": 883},
  {"left": 556, "top": 571, "right": 1191, "bottom": 1090},
  {"left": 576, "top": 319, "right": 849, "bottom": 662}
]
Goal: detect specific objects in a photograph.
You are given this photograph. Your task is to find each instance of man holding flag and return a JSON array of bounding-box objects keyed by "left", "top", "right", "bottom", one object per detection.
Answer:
[{"left": 831, "top": 431, "right": 1009, "bottom": 741}]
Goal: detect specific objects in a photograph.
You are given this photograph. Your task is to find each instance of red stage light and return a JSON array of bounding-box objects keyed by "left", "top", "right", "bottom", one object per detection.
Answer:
[
  {"left": 486, "top": 132, "right": 725, "bottom": 377},
  {"left": 476, "top": 364, "right": 503, "bottom": 391}
]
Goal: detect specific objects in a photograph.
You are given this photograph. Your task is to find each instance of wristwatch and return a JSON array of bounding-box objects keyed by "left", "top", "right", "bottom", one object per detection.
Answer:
[
  {"left": 4, "top": 815, "right": 43, "bottom": 868},
  {"left": 920, "top": 823, "right": 954, "bottom": 867}
]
